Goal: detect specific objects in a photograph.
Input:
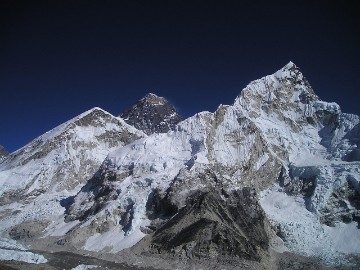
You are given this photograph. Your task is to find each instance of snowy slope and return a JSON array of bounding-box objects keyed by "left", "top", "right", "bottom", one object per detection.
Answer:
[{"left": 0, "top": 107, "right": 145, "bottom": 199}]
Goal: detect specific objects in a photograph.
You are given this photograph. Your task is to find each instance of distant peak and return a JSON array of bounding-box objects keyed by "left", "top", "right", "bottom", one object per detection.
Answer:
[
  {"left": 78, "top": 107, "right": 111, "bottom": 118},
  {"left": 119, "top": 92, "right": 183, "bottom": 134},
  {"left": 274, "top": 61, "right": 305, "bottom": 79},
  {"left": 144, "top": 92, "right": 159, "bottom": 98},
  {"left": 286, "top": 60, "right": 295, "bottom": 67},
  {"left": 282, "top": 61, "right": 298, "bottom": 70},
  {"left": 140, "top": 92, "right": 167, "bottom": 105}
]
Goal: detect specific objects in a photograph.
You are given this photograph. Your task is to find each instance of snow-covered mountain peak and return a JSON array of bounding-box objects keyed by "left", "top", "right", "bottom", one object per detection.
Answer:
[
  {"left": 119, "top": 93, "right": 183, "bottom": 134},
  {"left": 0, "top": 107, "right": 145, "bottom": 199},
  {"left": 280, "top": 60, "right": 300, "bottom": 73},
  {"left": 231, "top": 62, "right": 358, "bottom": 165},
  {"left": 234, "top": 62, "right": 334, "bottom": 121},
  {"left": 284, "top": 60, "right": 296, "bottom": 68}
]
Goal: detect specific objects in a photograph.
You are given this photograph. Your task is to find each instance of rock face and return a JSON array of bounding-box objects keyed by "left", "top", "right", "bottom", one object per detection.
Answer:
[
  {"left": 0, "top": 62, "right": 359, "bottom": 269},
  {"left": 0, "top": 145, "right": 9, "bottom": 162},
  {"left": 119, "top": 93, "right": 183, "bottom": 134},
  {"left": 149, "top": 188, "right": 270, "bottom": 261}
]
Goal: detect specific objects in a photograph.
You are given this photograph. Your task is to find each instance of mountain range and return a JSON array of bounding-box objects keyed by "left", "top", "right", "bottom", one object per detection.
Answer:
[{"left": 0, "top": 62, "right": 359, "bottom": 270}]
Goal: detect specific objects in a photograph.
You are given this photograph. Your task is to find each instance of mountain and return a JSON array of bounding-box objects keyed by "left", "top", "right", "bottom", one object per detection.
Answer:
[
  {"left": 119, "top": 93, "right": 183, "bottom": 134},
  {"left": 0, "top": 107, "right": 145, "bottom": 204},
  {"left": 61, "top": 62, "right": 359, "bottom": 267},
  {"left": 0, "top": 63, "right": 359, "bottom": 269},
  {"left": 0, "top": 145, "right": 9, "bottom": 162}
]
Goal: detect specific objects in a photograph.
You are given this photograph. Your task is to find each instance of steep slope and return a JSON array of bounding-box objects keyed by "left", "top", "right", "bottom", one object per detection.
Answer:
[
  {"left": 0, "top": 145, "right": 9, "bottom": 163},
  {"left": 233, "top": 61, "right": 359, "bottom": 164},
  {"left": 119, "top": 93, "right": 183, "bottom": 134}
]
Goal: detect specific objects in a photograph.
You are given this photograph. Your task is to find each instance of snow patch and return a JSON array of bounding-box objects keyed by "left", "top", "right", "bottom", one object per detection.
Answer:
[
  {"left": 0, "top": 249, "right": 48, "bottom": 264},
  {"left": 71, "top": 264, "right": 97, "bottom": 270}
]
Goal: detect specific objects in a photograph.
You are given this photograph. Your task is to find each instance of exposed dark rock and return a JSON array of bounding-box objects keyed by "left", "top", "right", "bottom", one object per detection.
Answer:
[
  {"left": 148, "top": 188, "right": 270, "bottom": 261},
  {"left": 146, "top": 188, "right": 178, "bottom": 220},
  {"left": 320, "top": 177, "right": 360, "bottom": 227},
  {"left": 0, "top": 145, "right": 9, "bottom": 162},
  {"left": 119, "top": 93, "right": 183, "bottom": 134},
  {"left": 9, "top": 221, "right": 50, "bottom": 242},
  {"left": 64, "top": 179, "right": 117, "bottom": 223}
]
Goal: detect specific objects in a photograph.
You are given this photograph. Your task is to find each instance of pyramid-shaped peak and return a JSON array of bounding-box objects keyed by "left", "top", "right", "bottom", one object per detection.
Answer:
[
  {"left": 80, "top": 107, "right": 110, "bottom": 117},
  {"left": 274, "top": 61, "right": 306, "bottom": 81},
  {"left": 284, "top": 61, "right": 297, "bottom": 69},
  {"left": 277, "top": 61, "right": 303, "bottom": 75},
  {"left": 120, "top": 93, "right": 183, "bottom": 134},
  {"left": 234, "top": 61, "right": 319, "bottom": 113}
]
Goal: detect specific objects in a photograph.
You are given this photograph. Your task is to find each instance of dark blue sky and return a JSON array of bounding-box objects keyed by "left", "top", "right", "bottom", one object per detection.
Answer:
[{"left": 1, "top": 1, "right": 359, "bottom": 153}]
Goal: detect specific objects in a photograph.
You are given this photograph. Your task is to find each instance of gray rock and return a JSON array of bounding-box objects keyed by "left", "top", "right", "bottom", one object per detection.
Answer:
[
  {"left": 0, "top": 145, "right": 9, "bottom": 162},
  {"left": 119, "top": 93, "right": 183, "bottom": 134},
  {"left": 148, "top": 188, "right": 270, "bottom": 261}
]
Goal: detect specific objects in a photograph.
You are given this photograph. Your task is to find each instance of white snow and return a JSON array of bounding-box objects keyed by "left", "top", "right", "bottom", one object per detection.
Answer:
[
  {"left": 324, "top": 222, "right": 360, "bottom": 254},
  {"left": 0, "top": 249, "right": 48, "bottom": 264},
  {"left": 71, "top": 264, "right": 97, "bottom": 270},
  {"left": 260, "top": 181, "right": 360, "bottom": 264},
  {"left": 0, "top": 238, "right": 27, "bottom": 251},
  {"left": 45, "top": 219, "right": 80, "bottom": 237},
  {"left": 84, "top": 225, "right": 146, "bottom": 252},
  {"left": 0, "top": 238, "right": 47, "bottom": 264}
]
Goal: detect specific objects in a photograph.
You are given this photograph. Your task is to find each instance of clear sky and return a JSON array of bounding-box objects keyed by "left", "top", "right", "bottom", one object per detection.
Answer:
[{"left": 1, "top": 1, "right": 359, "bottom": 153}]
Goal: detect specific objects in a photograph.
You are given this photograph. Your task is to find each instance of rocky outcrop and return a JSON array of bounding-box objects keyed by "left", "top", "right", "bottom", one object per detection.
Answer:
[
  {"left": 119, "top": 93, "right": 183, "bottom": 134},
  {"left": 0, "top": 145, "right": 9, "bottom": 162},
  {"left": 320, "top": 175, "right": 360, "bottom": 226},
  {"left": 148, "top": 188, "right": 270, "bottom": 261}
]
